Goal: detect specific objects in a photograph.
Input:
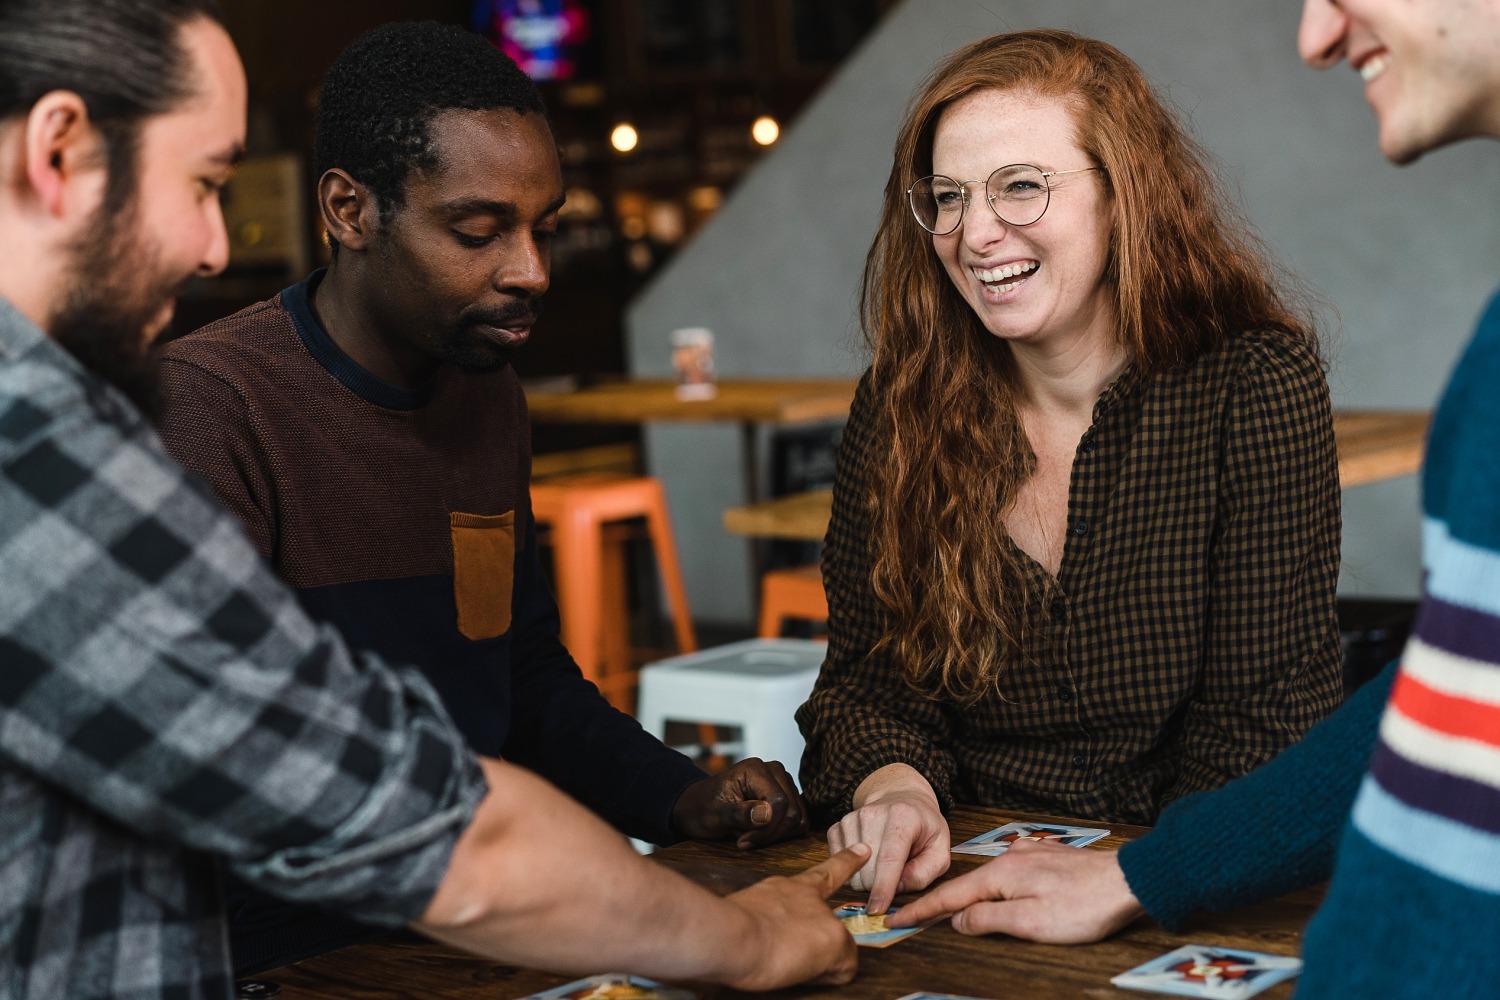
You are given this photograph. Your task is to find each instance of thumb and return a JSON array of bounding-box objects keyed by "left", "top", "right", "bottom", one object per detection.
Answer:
[{"left": 723, "top": 798, "right": 773, "bottom": 831}]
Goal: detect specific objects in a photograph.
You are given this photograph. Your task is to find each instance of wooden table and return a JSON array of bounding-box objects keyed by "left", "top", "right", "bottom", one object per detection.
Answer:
[
  {"left": 526, "top": 379, "right": 858, "bottom": 427},
  {"left": 529, "top": 378, "right": 857, "bottom": 591},
  {"left": 723, "top": 410, "right": 1431, "bottom": 544},
  {"left": 528, "top": 378, "right": 857, "bottom": 502},
  {"left": 723, "top": 488, "right": 834, "bottom": 543},
  {"left": 1333, "top": 409, "right": 1429, "bottom": 488},
  {"left": 254, "top": 805, "right": 1317, "bottom": 999}
]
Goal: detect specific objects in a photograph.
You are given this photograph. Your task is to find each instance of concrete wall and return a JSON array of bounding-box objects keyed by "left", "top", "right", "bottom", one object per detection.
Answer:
[{"left": 626, "top": 0, "right": 1500, "bottom": 625}]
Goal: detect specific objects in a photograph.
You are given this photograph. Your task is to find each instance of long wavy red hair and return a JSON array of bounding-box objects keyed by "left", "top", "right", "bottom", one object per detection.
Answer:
[{"left": 860, "top": 29, "right": 1316, "bottom": 703}]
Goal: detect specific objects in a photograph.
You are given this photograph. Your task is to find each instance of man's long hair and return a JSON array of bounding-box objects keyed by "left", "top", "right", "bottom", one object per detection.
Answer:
[{"left": 860, "top": 29, "right": 1317, "bottom": 704}]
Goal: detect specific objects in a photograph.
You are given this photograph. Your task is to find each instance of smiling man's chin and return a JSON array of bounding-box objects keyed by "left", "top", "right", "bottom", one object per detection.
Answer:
[{"left": 50, "top": 283, "right": 177, "bottom": 420}]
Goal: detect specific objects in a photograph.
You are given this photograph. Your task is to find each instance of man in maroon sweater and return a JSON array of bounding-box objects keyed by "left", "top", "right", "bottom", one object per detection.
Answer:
[{"left": 158, "top": 20, "right": 809, "bottom": 974}]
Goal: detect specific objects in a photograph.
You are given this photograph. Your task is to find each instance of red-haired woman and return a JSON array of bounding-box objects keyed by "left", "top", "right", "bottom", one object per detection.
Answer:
[{"left": 795, "top": 29, "right": 1342, "bottom": 915}]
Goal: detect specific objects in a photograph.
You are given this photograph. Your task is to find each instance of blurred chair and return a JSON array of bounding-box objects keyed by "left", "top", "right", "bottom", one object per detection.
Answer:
[
  {"left": 531, "top": 452, "right": 696, "bottom": 712},
  {"left": 757, "top": 563, "right": 828, "bottom": 640}
]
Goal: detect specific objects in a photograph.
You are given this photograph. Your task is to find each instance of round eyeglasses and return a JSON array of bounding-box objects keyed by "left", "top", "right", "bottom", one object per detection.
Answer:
[{"left": 907, "top": 163, "right": 1102, "bottom": 236}]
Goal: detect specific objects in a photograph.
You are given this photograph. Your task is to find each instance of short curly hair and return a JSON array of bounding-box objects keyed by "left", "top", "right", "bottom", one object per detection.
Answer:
[{"left": 314, "top": 20, "right": 545, "bottom": 219}]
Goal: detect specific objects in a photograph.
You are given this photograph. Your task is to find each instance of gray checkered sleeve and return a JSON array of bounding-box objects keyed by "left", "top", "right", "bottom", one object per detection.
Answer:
[{"left": 1, "top": 307, "right": 483, "bottom": 997}]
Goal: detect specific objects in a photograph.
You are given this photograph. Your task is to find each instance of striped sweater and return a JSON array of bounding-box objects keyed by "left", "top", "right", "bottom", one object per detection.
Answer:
[{"left": 1298, "top": 286, "right": 1500, "bottom": 997}]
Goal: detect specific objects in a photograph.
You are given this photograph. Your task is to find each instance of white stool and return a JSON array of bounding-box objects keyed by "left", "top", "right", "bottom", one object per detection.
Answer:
[{"left": 637, "top": 639, "right": 826, "bottom": 779}]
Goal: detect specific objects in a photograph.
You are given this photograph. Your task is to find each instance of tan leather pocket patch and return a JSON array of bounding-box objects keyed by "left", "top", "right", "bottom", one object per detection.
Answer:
[{"left": 450, "top": 511, "right": 515, "bottom": 640}]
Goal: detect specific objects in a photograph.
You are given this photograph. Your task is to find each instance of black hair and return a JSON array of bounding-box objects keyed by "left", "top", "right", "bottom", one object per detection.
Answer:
[
  {"left": 0, "top": 0, "right": 224, "bottom": 210},
  {"left": 314, "top": 20, "right": 545, "bottom": 221}
]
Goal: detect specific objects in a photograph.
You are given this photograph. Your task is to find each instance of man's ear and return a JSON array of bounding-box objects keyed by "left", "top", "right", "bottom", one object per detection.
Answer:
[
  {"left": 23, "top": 91, "right": 106, "bottom": 218},
  {"left": 318, "top": 167, "right": 378, "bottom": 253}
]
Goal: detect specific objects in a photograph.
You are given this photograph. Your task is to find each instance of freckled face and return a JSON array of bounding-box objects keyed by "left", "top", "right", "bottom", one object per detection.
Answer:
[
  {"left": 928, "top": 88, "right": 1115, "bottom": 354},
  {"left": 363, "top": 107, "right": 563, "bottom": 372}
]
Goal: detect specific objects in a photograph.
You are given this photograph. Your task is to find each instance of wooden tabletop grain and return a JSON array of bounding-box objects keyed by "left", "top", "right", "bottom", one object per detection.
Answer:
[
  {"left": 253, "top": 805, "right": 1318, "bottom": 1000},
  {"left": 1332, "top": 409, "right": 1428, "bottom": 488},
  {"left": 526, "top": 379, "right": 858, "bottom": 426}
]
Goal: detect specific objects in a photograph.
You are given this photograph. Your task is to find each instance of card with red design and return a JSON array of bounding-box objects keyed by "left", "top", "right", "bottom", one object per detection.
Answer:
[
  {"left": 1110, "top": 944, "right": 1301, "bottom": 997},
  {"left": 951, "top": 821, "right": 1110, "bottom": 856}
]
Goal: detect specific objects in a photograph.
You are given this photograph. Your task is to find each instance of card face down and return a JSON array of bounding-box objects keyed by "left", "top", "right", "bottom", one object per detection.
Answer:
[
  {"left": 833, "top": 903, "right": 932, "bottom": 948},
  {"left": 894, "top": 992, "right": 997, "bottom": 1000},
  {"left": 520, "top": 974, "right": 698, "bottom": 1000},
  {"left": 951, "top": 821, "right": 1111, "bottom": 856},
  {"left": 1110, "top": 945, "right": 1302, "bottom": 998}
]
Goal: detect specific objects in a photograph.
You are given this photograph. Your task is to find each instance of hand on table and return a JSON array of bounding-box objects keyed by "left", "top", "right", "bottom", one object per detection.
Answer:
[
  {"left": 719, "top": 843, "right": 870, "bottom": 990},
  {"left": 885, "top": 838, "right": 1145, "bottom": 943},
  {"left": 671, "top": 757, "right": 808, "bottom": 849},
  {"left": 828, "top": 764, "right": 950, "bottom": 916}
]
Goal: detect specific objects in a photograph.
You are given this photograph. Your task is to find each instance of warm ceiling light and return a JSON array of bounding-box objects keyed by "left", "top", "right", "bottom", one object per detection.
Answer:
[
  {"left": 751, "top": 115, "right": 780, "bottom": 146},
  {"left": 610, "top": 122, "right": 639, "bottom": 153}
]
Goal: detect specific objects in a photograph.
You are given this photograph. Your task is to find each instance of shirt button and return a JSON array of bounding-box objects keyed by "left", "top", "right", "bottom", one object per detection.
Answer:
[
  {"left": 1072, "top": 520, "right": 1089, "bottom": 537},
  {"left": 1050, "top": 599, "right": 1067, "bottom": 621},
  {"left": 1058, "top": 687, "right": 1073, "bottom": 702},
  {"left": 1081, "top": 438, "right": 1095, "bottom": 454},
  {"left": 1071, "top": 754, "right": 1087, "bottom": 767}
]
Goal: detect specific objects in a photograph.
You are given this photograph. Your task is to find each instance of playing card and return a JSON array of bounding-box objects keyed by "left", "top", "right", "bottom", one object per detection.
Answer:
[
  {"left": 832, "top": 903, "right": 933, "bottom": 948},
  {"left": 951, "top": 821, "right": 1110, "bottom": 856},
  {"left": 1110, "top": 944, "right": 1302, "bottom": 997},
  {"left": 894, "top": 992, "right": 995, "bottom": 1000},
  {"left": 519, "top": 974, "right": 698, "bottom": 1000}
]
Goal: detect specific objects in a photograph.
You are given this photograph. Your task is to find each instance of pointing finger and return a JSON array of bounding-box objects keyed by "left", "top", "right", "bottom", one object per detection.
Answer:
[{"left": 792, "top": 844, "right": 873, "bottom": 897}]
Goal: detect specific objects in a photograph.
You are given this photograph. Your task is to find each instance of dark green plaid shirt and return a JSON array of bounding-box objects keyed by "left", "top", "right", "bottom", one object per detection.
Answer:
[{"left": 797, "top": 328, "right": 1343, "bottom": 826}]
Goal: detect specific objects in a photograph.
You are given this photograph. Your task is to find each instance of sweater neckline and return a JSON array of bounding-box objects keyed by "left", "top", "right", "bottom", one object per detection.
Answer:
[{"left": 280, "top": 270, "right": 432, "bottom": 411}]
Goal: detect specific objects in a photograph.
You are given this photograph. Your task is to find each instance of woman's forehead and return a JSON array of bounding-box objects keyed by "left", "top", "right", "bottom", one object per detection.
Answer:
[{"left": 930, "top": 89, "right": 1082, "bottom": 171}]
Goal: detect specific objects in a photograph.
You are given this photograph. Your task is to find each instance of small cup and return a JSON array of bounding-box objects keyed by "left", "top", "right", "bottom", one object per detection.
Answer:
[{"left": 671, "top": 327, "right": 717, "bottom": 400}]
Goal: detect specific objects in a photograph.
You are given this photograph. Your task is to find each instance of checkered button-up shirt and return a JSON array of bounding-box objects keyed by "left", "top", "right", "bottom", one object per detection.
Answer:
[
  {"left": 0, "top": 296, "right": 485, "bottom": 1000},
  {"left": 797, "top": 328, "right": 1343, "bottom": 826}
]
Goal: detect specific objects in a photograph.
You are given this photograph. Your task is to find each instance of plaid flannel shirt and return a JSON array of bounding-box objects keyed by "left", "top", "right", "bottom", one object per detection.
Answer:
[{"left": 0, "top": 296, "right": 485, "bottom": 1000}]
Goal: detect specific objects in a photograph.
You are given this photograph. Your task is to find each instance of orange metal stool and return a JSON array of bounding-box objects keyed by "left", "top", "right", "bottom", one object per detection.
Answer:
[
  {"left": 530, "top": 473, "right": 697, "bottom": 711},
  {"left": 757, "top": 563, "right": 829, "bottom": 640}
]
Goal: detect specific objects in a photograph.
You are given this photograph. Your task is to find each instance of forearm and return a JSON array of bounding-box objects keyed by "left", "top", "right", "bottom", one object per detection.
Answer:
[
  {"left": 416, "top": 758, "right": 757, "bottom": 985},
  {"left": 1121, "top": 663, "right": 1396, "bottom": 929},
  {"left": 799, "top": 371, "right": 958, "bottom": 820}
]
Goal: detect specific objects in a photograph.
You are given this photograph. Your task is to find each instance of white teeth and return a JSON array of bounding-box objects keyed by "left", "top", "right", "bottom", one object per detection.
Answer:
[
  {"left": 1360, "top": 53, "right": 1389, "bottom": 82},
  {"left": 974, "top": 261, "right": 1038, "bottom": 283}
]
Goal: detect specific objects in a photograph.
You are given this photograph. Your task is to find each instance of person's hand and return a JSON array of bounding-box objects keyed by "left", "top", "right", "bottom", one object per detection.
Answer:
[
  {"left": 719, "top": 844, "right": 869, "bottom": 990},
  {"left": 671, "top": 758, "right": 808, "bottom": 849},
  {"left": 828, "top": 764, "right": 950, "bottom": 915},
  {"left": 884, "top": 838, "right": 1145, "bottom": 943}
]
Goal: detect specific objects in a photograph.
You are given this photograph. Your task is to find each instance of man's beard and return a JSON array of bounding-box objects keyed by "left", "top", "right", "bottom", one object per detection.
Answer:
[
  {"left": 49, "top": 197, "right": 191, "bottom": 419},
  {"left": 436, "top": 297, "right": 543, "bottom": 374}
]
